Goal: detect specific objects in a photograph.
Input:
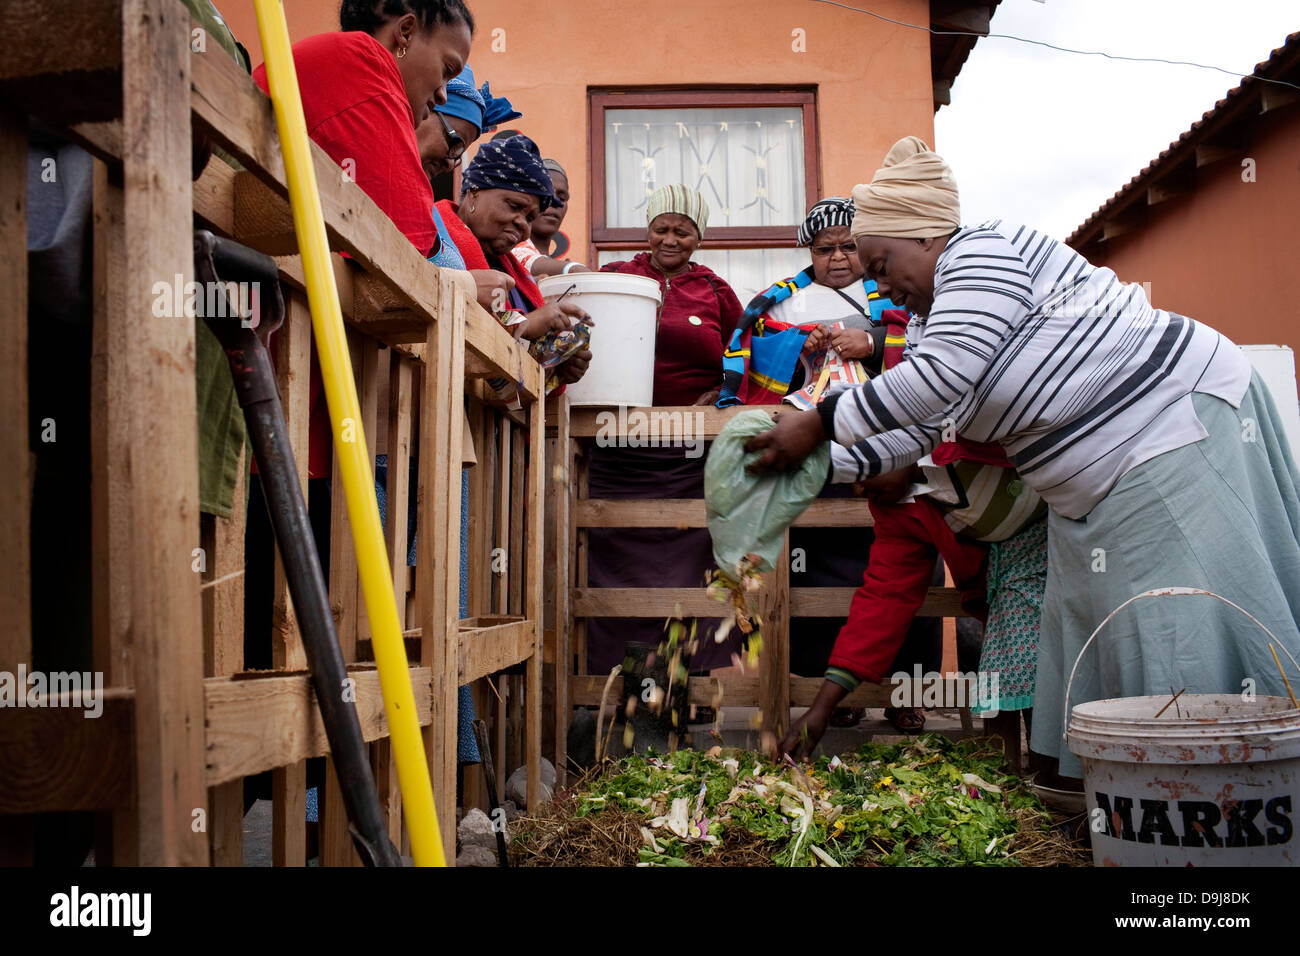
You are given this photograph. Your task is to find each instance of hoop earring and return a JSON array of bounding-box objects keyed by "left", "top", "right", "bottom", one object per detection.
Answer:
[{"left": 397, "top": 45, "right": 407, "bottom": 59}]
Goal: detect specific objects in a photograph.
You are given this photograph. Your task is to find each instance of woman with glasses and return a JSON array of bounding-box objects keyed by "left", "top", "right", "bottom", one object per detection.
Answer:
[
  {"left": 720, "top": 197, "right": 940, "bottom": 732},
  {"left": 416, "top": 65, "right": 529, "bottom": 316}
]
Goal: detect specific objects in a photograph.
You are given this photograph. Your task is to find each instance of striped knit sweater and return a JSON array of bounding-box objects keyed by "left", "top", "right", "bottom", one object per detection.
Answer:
[{"left": 821, "top": 221, "right": 1251, "bottom": 519}]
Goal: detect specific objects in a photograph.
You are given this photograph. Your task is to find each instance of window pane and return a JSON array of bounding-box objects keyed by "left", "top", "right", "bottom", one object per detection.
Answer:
[
  {"left": 597, "top": 247, "right": 810, "bottom": 306},
  {"left": 604, "top": 107, "right": 806, "bottom": 229}
]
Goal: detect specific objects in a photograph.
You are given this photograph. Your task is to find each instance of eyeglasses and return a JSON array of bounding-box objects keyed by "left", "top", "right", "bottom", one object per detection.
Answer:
[
  {"left": 437, "top": 111, "right": 466, "bottom": 163},
  {"left": 811, "top": 242, "right": 858, "bottom": 257}
]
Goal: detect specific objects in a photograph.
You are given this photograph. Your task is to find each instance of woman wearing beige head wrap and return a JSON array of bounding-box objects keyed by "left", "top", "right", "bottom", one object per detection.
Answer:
[
  {"left": 850, "top": 136, "right": 960, "bottom": 240},
  {"left": 745, "top": 137, "right": 1300, "bottom": 803}
]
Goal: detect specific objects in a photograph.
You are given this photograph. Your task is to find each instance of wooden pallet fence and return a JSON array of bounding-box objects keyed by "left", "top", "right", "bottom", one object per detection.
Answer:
[
  {"left": 550, "top": 403, "right": 983, "bottom": 784},
  {"left": 0, "top": 0, "right": 547, "bottom": 865}
]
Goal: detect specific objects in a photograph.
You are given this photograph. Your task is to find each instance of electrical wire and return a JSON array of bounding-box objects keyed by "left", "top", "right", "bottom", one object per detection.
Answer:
[{"left": 809, "top": 0, "right": 1300, "bottom": 92}]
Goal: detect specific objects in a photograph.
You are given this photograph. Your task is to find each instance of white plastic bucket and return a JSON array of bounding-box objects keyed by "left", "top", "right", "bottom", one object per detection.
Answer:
[
  {"left": 1064, "top": 588, "right": 1300, "bottom": 866},
  {"left": 537, "top": 272, "right": 661, "bottom": 407}
]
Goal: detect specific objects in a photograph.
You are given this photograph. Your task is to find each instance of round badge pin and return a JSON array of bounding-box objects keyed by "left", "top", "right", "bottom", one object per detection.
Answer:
[{"left": 688, "top": 315, "right": 703, "bottom": 326}]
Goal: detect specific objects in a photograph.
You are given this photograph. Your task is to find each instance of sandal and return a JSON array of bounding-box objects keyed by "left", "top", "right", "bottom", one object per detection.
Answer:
[
  {"left": 884, "top": 707, "right": 926, "bottom": 733},
  {"left": 829, "top": 707, "right": 865, "bottom": 728}
]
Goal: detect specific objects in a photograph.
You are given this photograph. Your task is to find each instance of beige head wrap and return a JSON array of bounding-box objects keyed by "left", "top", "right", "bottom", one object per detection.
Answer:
[{"left": 850, "top": 136, "right": 960, "bottom": 239}]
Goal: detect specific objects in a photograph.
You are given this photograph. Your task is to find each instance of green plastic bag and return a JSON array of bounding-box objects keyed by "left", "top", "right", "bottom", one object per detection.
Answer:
[{"left": 704, "top": 411, "right": 830, "bottom": 579}]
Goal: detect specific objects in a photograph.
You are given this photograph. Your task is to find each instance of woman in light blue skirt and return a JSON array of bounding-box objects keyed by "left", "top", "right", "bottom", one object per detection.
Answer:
[
  {"left": 746, "top": 137, "right": 1300, "bottom": 776},
  {"left": 1032, "top": 374, "right": 1300, "bottom": 780}
]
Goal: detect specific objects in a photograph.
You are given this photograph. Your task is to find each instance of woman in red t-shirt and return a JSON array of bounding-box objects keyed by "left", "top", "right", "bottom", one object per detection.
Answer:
[{"left": 251, "top": 1, "right": 474, "bottom": 481}]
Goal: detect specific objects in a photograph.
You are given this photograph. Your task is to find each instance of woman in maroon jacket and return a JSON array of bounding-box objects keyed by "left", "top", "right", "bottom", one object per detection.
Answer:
[
  {"left": 601, "top": 185, "right": 742, "bottom": 405},
  {"left": 586, "top": 186, "right": 745, "bottom": 705}
]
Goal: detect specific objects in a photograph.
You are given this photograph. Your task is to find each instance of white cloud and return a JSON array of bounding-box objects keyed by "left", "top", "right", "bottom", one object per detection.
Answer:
[{"left": 934, "top": 0, "right": 1298, "bottom": 240}]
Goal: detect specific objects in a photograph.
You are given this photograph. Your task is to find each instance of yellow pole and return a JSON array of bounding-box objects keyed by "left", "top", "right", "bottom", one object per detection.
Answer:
[{"left": 252, "top": 0, "right": 446, "bottom": 867}]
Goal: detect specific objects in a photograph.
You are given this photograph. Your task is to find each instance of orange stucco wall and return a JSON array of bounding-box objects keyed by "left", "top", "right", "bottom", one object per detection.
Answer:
[
  {"left": 1082, "top": 107, "right": 1300, "bottom": 354},
  {"left": 220, "top": 0, "right": 937, "bottom": 262}
]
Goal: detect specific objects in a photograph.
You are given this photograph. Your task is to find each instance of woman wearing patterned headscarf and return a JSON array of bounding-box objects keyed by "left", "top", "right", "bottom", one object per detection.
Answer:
[
  {"left": 750, "top": 137, "right": 1300, "bottom": 789},
  {"left": 719, "top": 196, "right": 903, "bottom": 407},
  {"left": 434, "top": 136, "right": 591, "bottom": 385}
]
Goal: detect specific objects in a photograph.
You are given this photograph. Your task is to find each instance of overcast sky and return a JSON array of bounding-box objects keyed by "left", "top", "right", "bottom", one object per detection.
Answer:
[{"left": 933, "top": 0, "right": 1297, "bottom": 240}]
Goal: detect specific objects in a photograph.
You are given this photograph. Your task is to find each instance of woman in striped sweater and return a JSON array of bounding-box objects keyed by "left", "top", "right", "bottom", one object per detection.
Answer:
[{"left": 752, "top": 137, "right": 1300, "bottom": 786}]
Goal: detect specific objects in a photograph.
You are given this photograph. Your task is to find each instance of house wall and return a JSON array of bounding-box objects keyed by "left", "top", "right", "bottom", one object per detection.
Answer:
[
  {"left": 1081, "top": 106, "right": 1300, "bottom": 355},
  {"left": 219, "top": 0, "right": 937, "bottom": 263}
]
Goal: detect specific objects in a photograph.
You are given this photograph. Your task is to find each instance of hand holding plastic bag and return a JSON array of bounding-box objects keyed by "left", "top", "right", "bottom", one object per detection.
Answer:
[{"left": 705, "top": 410, "right": 830, "bottom": 579}]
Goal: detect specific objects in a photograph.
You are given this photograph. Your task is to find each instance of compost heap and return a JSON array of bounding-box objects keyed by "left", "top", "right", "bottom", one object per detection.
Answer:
[{"left": 510, "top": 735, "right": 1087, "bottom": 867}]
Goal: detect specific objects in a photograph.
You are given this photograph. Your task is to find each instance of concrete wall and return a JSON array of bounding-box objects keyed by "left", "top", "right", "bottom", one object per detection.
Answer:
[
  {"left": 219, "top": 0, "right": 937, "bottom": 262},
  {"left": 1083, "top": 107, "right": 1300, "bottom": 355}
]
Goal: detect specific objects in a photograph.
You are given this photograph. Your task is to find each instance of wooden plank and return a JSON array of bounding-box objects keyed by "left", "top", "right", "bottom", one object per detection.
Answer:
[
  {"left": 0, "top": 690, "right": 135, "bottom": 814},
  {"left": 208, "top": 779, "right": 243, "bottom": 867},
  {"left": 202, "top": 448, "right": 247, "bottom": 678},
  {"left": 375, "top": 349, "right": 413, "bottom": 856},
  {"left": 566, "top": 404, "right": 762, "bottom": 439},
  {"left": 509, "top": 426, "right": 525, "bottom": 615},
  {"left": 204, "top": 445, "right": 247, "bottom": 867},
  {"left": 525, "top": 367, "right": 546, "bottom": 809},
  {"left": 272, "top": 761, "right": 307, "bottom": 866},
  {"left": 789, "top": 587, "right": 966, "bottom": 619},
  {"left": 327, "top": 331, "right": 365, "bottom": 664},
  {"left": 67, "top": 119, "right": 125, "bottom": 168},
  {"left": 573, "top": 497, "right": 875, "bottom": 529},
  {"left": 465, "top": 402, "right": 487, "bottom": 619},
  {"left": 327, "top": 340, "right": 364, "bottom": 863},
  {"left": 268, "top": 293, "right": 312, "bottom": 869},
  {"left": 0, "top": 0, "right": 122, "bottom": 124},
  {"left": 121, "top": 0, "right": 207, "bottom": 865},
  {"left": 546, "top": 397, "right": 570, "bottom": 784},
  {"left": 204, "top": 666, "right": 434, "bottom": 786},
  {"left": 271, "top": 292, "right": 312, "bottom": 670},
  {"left": 351, "top": 270, "right": 427, "bottom": 344},
  {"left": 192, "top": 153, "right": 235, "bottom": 235},
  {"left": 419, "top": 272, "right": 466, "bottom": 860},
  {"left": 458, "top": 619, "right": 536, "bottom": 684},
  {"left": 571, "top": 439, "right": 589, "bottom": 690},
  {"left": 570, "top": 586, "right": 966, "bottom": 619},
  {"left": 0, "top": 101, "right": 33, "bottom": 864},
  {"left": 90, "top": 157, "right": 137, "bottom": 864},
  {"left": 354, "top": 338, "right": 381, "bottom": 644},
  {"left": 385, "top": 353, "right": 413, "bottom": 628},
  {"left": 493, "top": 421, "right": 511, "bottom": 612},
  {"left": 370, "top": 738, "right": 403, "bottom": 855},
  {"left": 494, "top": 675, "right": 508, "bottom": 800},
  {"left": 758, "top": 531, "right": 792, "bottom": 742},
  {"left": 478, "top": 411, "right": 496, "bottom": 613}
]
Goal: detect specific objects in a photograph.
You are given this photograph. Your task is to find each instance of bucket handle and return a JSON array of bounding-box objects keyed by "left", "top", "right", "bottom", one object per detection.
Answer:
[{"left": 1061, "top": 586, "right": 1300, "bottom": 747}]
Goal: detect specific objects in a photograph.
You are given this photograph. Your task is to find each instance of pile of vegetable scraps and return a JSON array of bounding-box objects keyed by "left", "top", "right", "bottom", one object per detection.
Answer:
[{"left": 509, "top": 735, "right": 1088, "bottom": 867}]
